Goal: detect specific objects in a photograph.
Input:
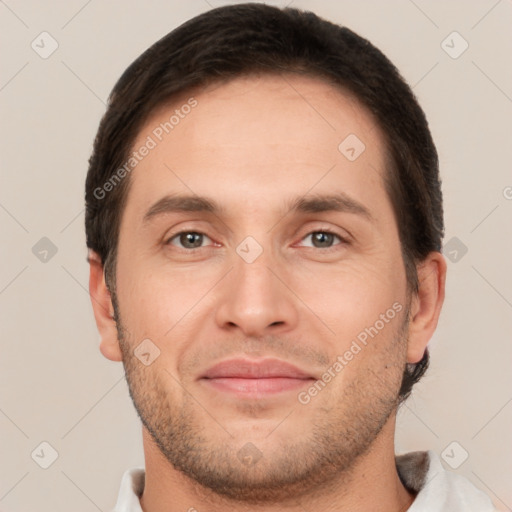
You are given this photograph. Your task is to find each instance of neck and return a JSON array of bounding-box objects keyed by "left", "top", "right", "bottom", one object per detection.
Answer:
[{"left": 139, "top": 417, "right": 415, "bottom": 512}]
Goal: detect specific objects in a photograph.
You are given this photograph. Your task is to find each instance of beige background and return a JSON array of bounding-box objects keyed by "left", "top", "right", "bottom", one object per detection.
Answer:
[{"left": 1, "top": 0, "right": 511, "bottom": 510}]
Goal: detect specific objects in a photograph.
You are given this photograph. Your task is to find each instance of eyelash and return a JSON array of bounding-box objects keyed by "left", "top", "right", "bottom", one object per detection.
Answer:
[{"left": 164, "top": 228, "right": 349, "bottom": 251}]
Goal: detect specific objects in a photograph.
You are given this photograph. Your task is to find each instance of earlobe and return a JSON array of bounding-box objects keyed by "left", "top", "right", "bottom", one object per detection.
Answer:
[
  {"left": 406, "top": 252, "right": 447, "bottom": 363},
  {"left": 88, "top": 250, "right": 123, "bottom": 362}
]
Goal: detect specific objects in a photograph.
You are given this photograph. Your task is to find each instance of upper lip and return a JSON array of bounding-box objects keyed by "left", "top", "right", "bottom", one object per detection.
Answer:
[{"left": 201, "top": 358, "right": 314, "bottom": 380}]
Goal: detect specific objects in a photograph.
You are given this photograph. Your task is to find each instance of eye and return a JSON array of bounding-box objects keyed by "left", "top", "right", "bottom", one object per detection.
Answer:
[
  {"left": 299, "top": 230, "right": 346, "bottom": 249},
  {"left": 165, "top": 230, "right": 347, "bottom": 251},
  {"left": 166, "top": 231, "right": 213, "bottom": 249}
]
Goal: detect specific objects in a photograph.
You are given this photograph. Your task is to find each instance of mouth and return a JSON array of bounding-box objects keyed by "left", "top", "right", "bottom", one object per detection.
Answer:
[{"left": 199, "top": 358, "right": 316, "bottom": 398}]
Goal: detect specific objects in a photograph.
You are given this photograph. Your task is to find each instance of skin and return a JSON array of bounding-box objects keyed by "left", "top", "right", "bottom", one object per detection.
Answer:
[{"left": 89, "top": 73, "right": 446, "bottom": 512}]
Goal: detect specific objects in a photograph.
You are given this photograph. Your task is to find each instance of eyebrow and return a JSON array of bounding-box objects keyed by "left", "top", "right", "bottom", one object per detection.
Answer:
[{"left": 142, "top": 192, "right": 374, "bottom": 224}]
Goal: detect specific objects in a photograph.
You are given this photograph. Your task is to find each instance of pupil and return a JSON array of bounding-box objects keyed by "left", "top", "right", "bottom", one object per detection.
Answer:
[
  {"left": 182, "top": 232, "right": 202, "bottom": 248},
  {"left": 314, "top": 232, "right": 332, "bottom": 247}
]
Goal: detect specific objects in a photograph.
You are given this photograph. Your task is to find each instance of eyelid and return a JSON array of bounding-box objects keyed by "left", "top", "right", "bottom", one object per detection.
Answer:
[
  {"left": 295, "top": 222, "right": 352, "bottom": 241},
  {"left": 295, "top": 228, "right": 350, "bottom": 248}
]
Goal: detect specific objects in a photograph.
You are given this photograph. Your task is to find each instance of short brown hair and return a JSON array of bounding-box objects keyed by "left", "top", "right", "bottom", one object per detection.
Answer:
[{"left": 85, "top": 3, "right": 443, "bottom": 400}]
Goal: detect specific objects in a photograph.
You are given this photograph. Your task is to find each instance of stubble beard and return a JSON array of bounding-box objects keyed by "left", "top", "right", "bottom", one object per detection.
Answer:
[{"left": 113, "top": 293, "right": 409, "bottom": 504}]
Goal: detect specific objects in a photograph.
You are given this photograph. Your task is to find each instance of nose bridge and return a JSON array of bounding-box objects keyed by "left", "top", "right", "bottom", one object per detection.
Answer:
[
  {"left": 235, "top": 247, "right": 274, "bottom": 292},
  {"left": 232, "top": 240, "right": 280, "bottom": 308},
  {"left": 215, "top": 239, "right": 298, "bottom": 335}
]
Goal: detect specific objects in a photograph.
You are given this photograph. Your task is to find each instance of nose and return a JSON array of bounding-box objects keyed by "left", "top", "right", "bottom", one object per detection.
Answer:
[{"left": 215, "top": 248, "right": 299, "bottom": 337}]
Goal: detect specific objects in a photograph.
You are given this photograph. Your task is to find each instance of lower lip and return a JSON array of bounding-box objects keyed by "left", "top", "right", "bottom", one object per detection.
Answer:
[{"left": 201, "top": 377, "right": 314, "bottom": 397}]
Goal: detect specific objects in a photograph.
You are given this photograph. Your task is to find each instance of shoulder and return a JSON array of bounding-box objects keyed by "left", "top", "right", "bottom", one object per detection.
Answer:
[{"left": 397, "top": 450, "right": 497, "bottom": 512}]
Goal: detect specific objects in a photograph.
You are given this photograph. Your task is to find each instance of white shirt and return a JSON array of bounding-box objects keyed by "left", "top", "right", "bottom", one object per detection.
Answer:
[{"left": 111, "top": 450, "right": 496, "bottom": 511}]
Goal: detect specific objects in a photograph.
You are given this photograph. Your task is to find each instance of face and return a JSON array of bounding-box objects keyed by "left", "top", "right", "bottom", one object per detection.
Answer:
[{"left": 113, "top": 73, "right": 412, "bottom": 501}]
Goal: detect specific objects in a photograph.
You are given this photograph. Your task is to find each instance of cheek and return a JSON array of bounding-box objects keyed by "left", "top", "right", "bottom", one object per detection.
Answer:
[
  {"left": 117, "top": 276, "right": 176, "bottom": 338},
  {"left": 292, "top": 253, "right": 406, "bottom": 332},
  {"left": 115, "top": 253, "right": 218, "bottom": 351}
]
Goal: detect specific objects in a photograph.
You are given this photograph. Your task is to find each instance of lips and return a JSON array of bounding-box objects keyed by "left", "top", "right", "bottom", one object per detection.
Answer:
[
  {"left": 199, "top": 358, "right": 315, "bottom": 397},
  {"left": 201, "top": 358, "right": 313, "bottom": 380}
]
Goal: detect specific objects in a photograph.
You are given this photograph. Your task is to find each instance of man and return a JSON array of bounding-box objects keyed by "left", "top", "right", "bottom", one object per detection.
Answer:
[{"left": 85, "top": 3, "right": 496, "bottom": 511}]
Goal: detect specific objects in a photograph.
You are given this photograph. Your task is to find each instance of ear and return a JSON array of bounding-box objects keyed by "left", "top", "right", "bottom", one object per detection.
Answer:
[
  {"left": 88, "top": 250, "right": 123, "bottom": 362},
  {"left": 407, "top": 251, "right": 447, "bottom": 363}
]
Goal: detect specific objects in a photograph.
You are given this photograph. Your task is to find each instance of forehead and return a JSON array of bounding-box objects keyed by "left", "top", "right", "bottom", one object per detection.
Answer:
[
  {"left": 136, "top": 72, "right": 384, "bottom": 153},
  {"left": 125, "top": 72, "right": 390, "bottom": 220}
]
